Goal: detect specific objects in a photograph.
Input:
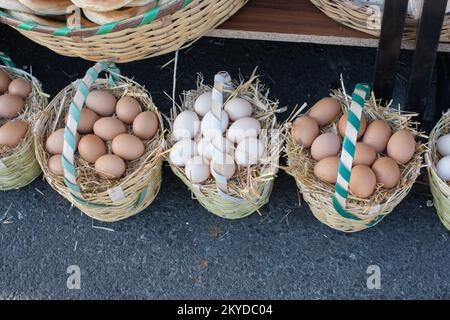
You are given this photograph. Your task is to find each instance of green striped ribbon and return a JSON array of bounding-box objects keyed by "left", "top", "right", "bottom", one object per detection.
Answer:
[
  {"left": 332, "top": 83, "right": 371, "bottom": 221},
  {"left": 0, "top": 52, "right": 16, "bottom": 68},
  {"left": 62, "top": 61, "right": 120, "bottom": 203}
]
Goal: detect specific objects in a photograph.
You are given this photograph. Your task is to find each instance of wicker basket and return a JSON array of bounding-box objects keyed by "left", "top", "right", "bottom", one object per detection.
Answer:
[
  {"left": 0, "top": 52, "right": 47, "bottom": 191},
  {"left": 0, "top": 0, "right": 247, "bottom": 63},
  {"left": 310, "top": 0, "right": 449, "bottom": 43},
  {"left": 166, "top": 71, "right": 282, "bottom": 219},
  {"left": 426, "top": 111, "right": 450, "bottom": 230},
  {"left": 285, "top": 85, "right": 425, "bottom": 232},
  {"left": 34, "top": 62, "right": 164, "bottom": 222}
]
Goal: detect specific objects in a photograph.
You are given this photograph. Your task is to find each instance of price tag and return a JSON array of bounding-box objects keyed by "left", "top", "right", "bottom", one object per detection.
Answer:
[{"left": 107, "top": 186, "right": 126, "bottom": 203}]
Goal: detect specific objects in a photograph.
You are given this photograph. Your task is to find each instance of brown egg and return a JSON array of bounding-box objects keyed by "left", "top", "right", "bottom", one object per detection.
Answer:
[
  {"left": 93, "top": 117, "right": 127, "bottom": 141},
  {"left": 0, "top": 69, "right": 11, "bottom": 93},
  {"left": 78, "top": 134, "right": 107, "bottom": 163},
  {"left": 85, "top": 90, "right": 117, "bottom": 116},
  {"left": 387, "top": 129, "right": 416, "bottom": 164},
  {"left": 349, "top": 165, "right": 376, "bottom": 198},
  {"left": 363, "top": 120, "right": 392, "bottom": 153},
  {"left": 309, "top": 97, "right": 341, "bottom": 126},
  {"left": 314, "top": 156, "right": 340, "bottom": 184},
  {"left": 116, "top": 96, "right": 141, "bottom": 124},
  {"left": 338, "top": 112, "right": 367, "bottom": 138},
  {"left": 65, "top": 108, "right": 100, "bottom": 134},
  {"left": 112, "top": 134, "right": 145, "bottom": 161},
  {"left": 372, "top": 157, "right": 401, "bottom": 189},
  {"left": 132, "top": 111, "right": 158, "bottom": 140},
  {"left": 353, "top": 142, "right": 376, "bottom": 167},
  {"left": 292, "top": 115, "right": 319, "bottom": 148},
  {"left": 0, "top": 94, "right": 24, "bottom": 118},
  {"left": 0, "top": 120, "right": 28, "bottom": 147},
  {"left": 311, "top": 132, "right": 341, "bottom": 161},
  {"left": 95, "top": 154, "right": 126, "bottom": 179},
  {"left": 48, "top": 154, "right": 64, "bottom": 176},
  {"left": 45, "top": 128, "right": 80, "bottom": 155},
  {"left": 8, "top": 78, "right": 32, "bottom": 98}
]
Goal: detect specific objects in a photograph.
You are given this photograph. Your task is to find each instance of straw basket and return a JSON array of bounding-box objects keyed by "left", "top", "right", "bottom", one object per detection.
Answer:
[
  {"left": 34, "top": 62, "right": 164, "bottom": 222},
  {"left": 285, "top": 84, "right": 425, "bottom": 232},
  {"left": 426, "top": 111, "right": 450, "bottom": 230},
  {"left": 0, "top": 52, "right": 47, "bottom": 191},
  {"left": 166, "top": 71, "right": 283, "bottom": 219},
  {"left": 0, "top": 0, "right": 248, "bottom": 63},
  {"left": 310, "top": 0, "right": 450, "bottom": 43}
]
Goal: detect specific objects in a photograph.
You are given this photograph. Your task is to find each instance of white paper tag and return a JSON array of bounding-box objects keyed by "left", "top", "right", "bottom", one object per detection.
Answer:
[
  {"left": 107, "top": 186, "right": 126, "bottom": 203},
  {"left": 0, "top": 159, "right": 6, "bottom": 170}
]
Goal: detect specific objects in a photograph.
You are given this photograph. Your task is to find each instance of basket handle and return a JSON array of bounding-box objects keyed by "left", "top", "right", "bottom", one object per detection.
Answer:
[
  {"left": 0, "top": 52, "right": 16, "bottom": 68},
  {"left": 332, "top": 83, "right": 371, "bottom": 220},
  {"left": 62, "top": 61, "right": 120, "bottom": 201},
  {"left": 208, "top": 71, "right": 234, "bottom": 190}
]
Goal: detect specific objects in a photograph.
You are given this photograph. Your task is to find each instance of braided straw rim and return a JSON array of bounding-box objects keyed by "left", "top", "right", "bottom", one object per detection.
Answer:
[
  {"left": 34, "top": 73, "right": 165, "bottom": 222},
  {"left": 166, "top": 71, "right": 285, "bottom": 219},
  {"left": 426, "top": 110, "right": 450, "bottom": 230},
  {"left": 0, "top": 64, "right": 48, "bottom": 190},
  {"left": 285, "top": 89, "right": 426, "bottom": 232},
  {"left": 310, "top": 0, "right": 449, "bottom": 43}
]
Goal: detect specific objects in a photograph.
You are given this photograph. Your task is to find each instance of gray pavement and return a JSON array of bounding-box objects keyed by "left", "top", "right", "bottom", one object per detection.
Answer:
[{"left": 0, "top": 25, "right": 449, "bottom": 299}]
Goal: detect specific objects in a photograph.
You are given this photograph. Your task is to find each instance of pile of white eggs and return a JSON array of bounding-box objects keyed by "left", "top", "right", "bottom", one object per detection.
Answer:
[
  {"left": 169, "top": 91, "right": 266, "bottom": 184},
  {"left": 436, "top": 133, "right": 450, "bottom": 182}
]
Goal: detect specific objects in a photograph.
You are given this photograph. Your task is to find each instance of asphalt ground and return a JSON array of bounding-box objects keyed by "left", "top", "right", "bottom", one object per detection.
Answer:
[{"left": 0, "top": 25, "right": 449, "bottom": 299}]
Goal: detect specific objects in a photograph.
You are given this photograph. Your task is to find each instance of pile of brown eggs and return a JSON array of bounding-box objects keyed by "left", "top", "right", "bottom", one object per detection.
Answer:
[
  {"left": 45, "top": 90, "right": 159, "bottom": 180},
  {"left": 292, "top": 97, "right": 417, "bottom": 199},
  {"left": 0, "top": 69, "right": 32, "bottom": 149}
]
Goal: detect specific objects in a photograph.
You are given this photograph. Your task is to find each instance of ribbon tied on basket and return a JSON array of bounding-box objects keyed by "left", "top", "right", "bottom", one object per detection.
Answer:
[
  {"left": 332, "top": 83, "right": 384, "bottom": 226},
  {"left": 61, "top": 61, "right": 150, "bottom": 208}
]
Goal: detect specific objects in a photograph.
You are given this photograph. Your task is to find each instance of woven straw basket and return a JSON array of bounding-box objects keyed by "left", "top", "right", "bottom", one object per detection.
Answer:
[
  {"left": 426, "top": 111, "right": 450, "bottom": 231},
  {"left": 34, "top": 62, "right": 164, "bottom": 222},
  {"left": 0, "top": 52, "right": 47, "bottom": 191},
  {"left": 167, "top": 71, "right": 283, "bottom": 219},
  {"left": 310, "top": 0, "right": 449, "bottom": 43},
  {"left": 285, "top": 85, "right": 425, "bottom": 232},
  {"left": 0, "top": 0, "right": 247, "bottom": 63}
]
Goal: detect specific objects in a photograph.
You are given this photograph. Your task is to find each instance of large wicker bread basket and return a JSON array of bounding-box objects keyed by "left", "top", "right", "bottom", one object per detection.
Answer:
[{"left": 0, "top": 0, "right": 248, "bottom": 63}]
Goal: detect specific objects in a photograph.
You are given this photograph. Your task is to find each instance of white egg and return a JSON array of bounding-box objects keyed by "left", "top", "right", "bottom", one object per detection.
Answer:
[
  {"left": 224, "top": 97, "right": 252, "bottom": 121},
  {"left": 211, "top": 136, "right": 233, "bottom": 156},
  {"left": 211, "top": 153, "right": 236, "bottom": 179},
  {"left": 235, "top": 137, "right": 265, "bottom": 166},
  {"left": 197, "top": 136, "right": 213, "bottom": 160},
  {"left": 194, "top": 91, "right": 212, "bottom": 117},
  {"left": 201, "top": 111, "right": 229, "bottom": 138},
  {"left": 185, "top": 155, "right": 211, "bottom": 183},
  {"left": 437, "top": 134, "right": 450, "bottom": 157},
  {"left": 173, "top": 111, "right": 200, "bottom": 141},
  {"left": 169, "top": 139, "right": 198, "bottom": 167},
  {"left": 227, "top": 117, "right": 261, "bottom": 144},
  {"left": 437, "top": 155, "right": 450, "bottom": 181}
]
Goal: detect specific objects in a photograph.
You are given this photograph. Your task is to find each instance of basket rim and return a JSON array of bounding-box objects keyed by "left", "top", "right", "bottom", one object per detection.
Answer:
[{"left": 0, "top": 0, "right": 194, "bottom": 37}]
